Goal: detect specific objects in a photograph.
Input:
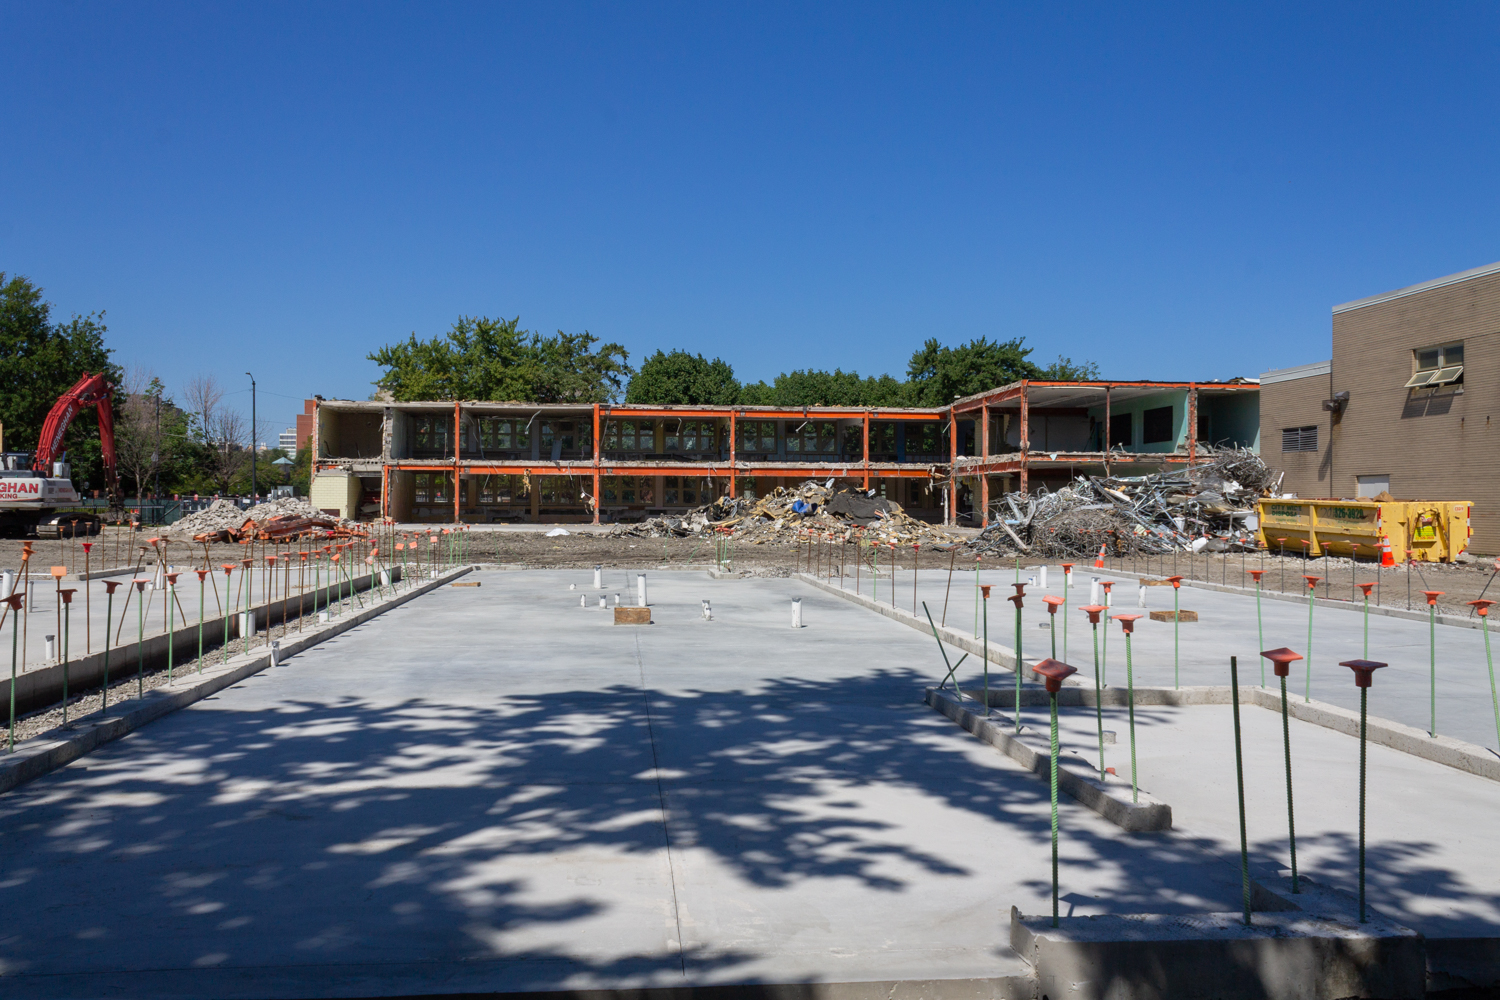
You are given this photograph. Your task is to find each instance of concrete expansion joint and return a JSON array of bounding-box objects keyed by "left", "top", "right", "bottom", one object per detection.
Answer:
[{"left": 0, "top": 565, "right": 472, "bottom": 797}]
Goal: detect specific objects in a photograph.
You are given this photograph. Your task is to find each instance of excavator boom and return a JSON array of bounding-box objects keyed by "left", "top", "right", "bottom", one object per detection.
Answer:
[{"left": 31, "top": 372, "right": 120, "bottom": 501}]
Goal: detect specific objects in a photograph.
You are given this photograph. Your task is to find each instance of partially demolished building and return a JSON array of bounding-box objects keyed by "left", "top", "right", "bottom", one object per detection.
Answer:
[{"left": 308, "top": 380, "right": 1261, "bottom": 526}]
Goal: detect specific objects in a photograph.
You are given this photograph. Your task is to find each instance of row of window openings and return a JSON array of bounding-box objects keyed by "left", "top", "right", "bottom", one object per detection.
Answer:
[
  {"left": 410, "top": 473, "right": 714, "bottom": 507},
  {"left": 412, "top": 416, "right": 941, "bottom": 456}
]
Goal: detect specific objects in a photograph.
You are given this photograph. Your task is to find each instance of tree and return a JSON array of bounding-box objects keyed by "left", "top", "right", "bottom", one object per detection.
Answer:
[
  {"left": 113, "top": 368, "right": 190, "bottom": 498},
  {"left": 369, "top": 315, "right": 633, "bottom": 403},
  {"left": 188, "top": 409, "right": 250, "bottom": 496},
  {"left": 739, "top": 369, "right": 910, "bottom": 407},
  {"left": 905, "top": 336, "right": 1043, "bottom": 406},
  {"left": 0, "top": 273, "right": 120, "bottom": 490},
  {"left": 625, "top": 350, "right": 741, "bottom": 405},
  {"left": 1036, "top": 354, "right": 1102, "bottom": 381}
]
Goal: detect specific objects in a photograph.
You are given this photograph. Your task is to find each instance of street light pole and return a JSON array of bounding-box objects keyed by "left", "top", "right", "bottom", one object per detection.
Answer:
[{"left": 246, "top": 373, "right": 257, "bottom": 501}]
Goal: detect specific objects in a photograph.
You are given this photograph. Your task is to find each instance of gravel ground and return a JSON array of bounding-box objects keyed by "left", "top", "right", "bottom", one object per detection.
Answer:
[{"left": 4, "top": 595, "right": 370, "bottom": 746}]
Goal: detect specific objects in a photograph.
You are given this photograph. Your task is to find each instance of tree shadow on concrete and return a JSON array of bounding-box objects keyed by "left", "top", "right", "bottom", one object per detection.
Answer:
[{"left": 0, "top": 667, "right": 1352, "bottom": 989}]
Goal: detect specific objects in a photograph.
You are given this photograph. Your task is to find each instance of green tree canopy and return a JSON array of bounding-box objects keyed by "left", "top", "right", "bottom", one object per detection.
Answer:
[
  {"left": 904, "top": 336, "right": 1044, "bottom": 407},
  {"left": 0, "top": 273, "right": 120, "bottom": 489},
  {"left": 369, "top": 316, "right": 633, "bottom": 403},
  {"left": 625, "top": 349, "right": 741, "bottom": 405},
  {"left": 739, "top": 369, "right": 910, "bottom": 407}
]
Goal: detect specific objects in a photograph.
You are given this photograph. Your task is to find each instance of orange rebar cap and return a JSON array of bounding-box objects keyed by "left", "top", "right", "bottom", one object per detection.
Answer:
[
  {"left": 1248, "top": 570, "right": 1265, "bottom": 582},
  {"left": 980, "top": 585, "right": 992, "bottom": 599},
  {"left": 1356, "top": 582, "right": 1376, "bottom": 597},
  {"left": 132, "top": 578, "right": 150, "bottom": 591},
  {"left": 1112, "top": 612, "right": 1142, "bottom": 633},
  {"left": 1042, "top": 595, "right": 1065, "bottom": 614},
  {"left": 1165, "top": 575, "right": 1184, "bottom": 589},
  {"left": 1031, "top": 658, "right": 1077, "bottom": 694},
  {"left": 1422, "top": 590, "right": 1444, "bottom": 606},
  {"left": 1340, "top": 658, "right": 1387, "bottom": 689},
  {"left": 59, "top": 588, "right": 77, "bottom": 605},
  {"left": 1468, "top": 599, "right": 1496, "bottom": 617},
  {"left": 1079, "top": 604, "right": 1107, "bottom": 624},
  {"left": 1260, "top": 647, "right": 1303, "bottom": 677},
  {"left": 1302, "top": 575, "right": 1321, "bottom": 588}
]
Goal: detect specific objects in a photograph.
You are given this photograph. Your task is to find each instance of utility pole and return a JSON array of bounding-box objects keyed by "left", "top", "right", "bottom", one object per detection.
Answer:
[{"left": 246, "top": 372, "right": 257, "bottom": 502}]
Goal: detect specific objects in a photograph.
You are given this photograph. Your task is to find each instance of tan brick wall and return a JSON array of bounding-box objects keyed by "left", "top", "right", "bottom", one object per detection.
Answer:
[
  {"left": 1260, "top": 373, "right": 1332, "bottom": 498},
  {"left": 1332, "top": 269, "right": 1500, "bottom": 553}
]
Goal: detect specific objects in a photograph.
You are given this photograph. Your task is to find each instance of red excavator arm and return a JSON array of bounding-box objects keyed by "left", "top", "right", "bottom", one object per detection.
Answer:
[{"left": 32, "top": 372, "right": 120, "bottom": 501}]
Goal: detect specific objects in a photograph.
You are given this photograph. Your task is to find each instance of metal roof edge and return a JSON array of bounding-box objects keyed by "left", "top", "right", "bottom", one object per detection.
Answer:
[
  {"left": 1260, "top": 361, "right": 1331, "bottom": 385},
  {"left": 1333, "top": 261, "right": 1500, "bottom": 314}
]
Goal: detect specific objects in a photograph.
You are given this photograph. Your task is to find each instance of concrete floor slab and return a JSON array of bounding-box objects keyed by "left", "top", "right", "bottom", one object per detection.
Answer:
[{"left": 0, "top": 570, "right": 1255, "bottom": 998}]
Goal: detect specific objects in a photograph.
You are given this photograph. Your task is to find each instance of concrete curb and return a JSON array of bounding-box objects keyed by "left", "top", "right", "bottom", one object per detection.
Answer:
[
  {"left": 802, "top": 571, "right": 1500, "bottom": 783},
  {"left": 1, "top": 567, "right": 402, "bottom": 717},
  {"left": 0, "top": 567, "right": 470, "bottom": 797},
  {"left": 1096, "top": 562, "right": 1497, "bottom": 632},
  {"left": 1009, "top": 903, "right": 1424, "bottom": 1000},
  {"left": 925, "top": 688, "right": 1172, "bottom": 832}
]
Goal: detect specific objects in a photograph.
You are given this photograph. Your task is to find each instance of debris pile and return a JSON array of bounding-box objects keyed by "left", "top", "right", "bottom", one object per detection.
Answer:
[
  {"left": 969, "top": 448, "right": 1281, "bottom": 558},
  {"left": 608, "top": 480, "right": 962, "bottom": 546},
  {"left": 166, "top": 497, "right": 357, "bottom": 542}
]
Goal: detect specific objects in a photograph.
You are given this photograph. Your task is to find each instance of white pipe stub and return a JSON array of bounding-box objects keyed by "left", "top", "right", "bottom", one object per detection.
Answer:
[
  {"left": 637, "top": 574, "right": 648, "bottom": 607},
  {"left": 791, "top": 598, "right": 802, "bottom": 629},
  {"left": 702, "top": 599, "right": 712, "bottom": 621},
  {"left": 594, "top": 566, "right": 603, "bottom": 589}
]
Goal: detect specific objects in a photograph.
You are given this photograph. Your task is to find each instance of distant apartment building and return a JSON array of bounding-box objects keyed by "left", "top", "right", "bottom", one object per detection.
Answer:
[
  {"left": 1261, "top": 259, "right": 1498, "bottom": 551},
  {"left": 278, "top": 428, "right": 297, "bottom": 453}
]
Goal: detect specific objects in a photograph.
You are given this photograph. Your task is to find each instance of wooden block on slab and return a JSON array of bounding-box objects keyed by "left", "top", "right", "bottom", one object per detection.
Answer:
[
  {"left": 614, "top": 606, "right": 652, "bottom": 625},
  {"left": 1148, "top": 610, "right": 1197, "bottom": 622},
  {"left": 451, "top": 582, "right": 481, "bottom": 587}
]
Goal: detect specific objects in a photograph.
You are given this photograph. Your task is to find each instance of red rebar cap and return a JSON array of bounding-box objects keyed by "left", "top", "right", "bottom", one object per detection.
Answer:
[
  {"left": 1008, "top": 594, "right": 1024, "bottom": 609},
  {"left": 164, "top": 572, "right": 179, "bottom": 585},
  {"left": 1303, "top": 575, "right": 1321, "bottom": 588},
  {"left": 1032, "top": 658, "right": 1078, "bottom": 693},
  {"left": 81, "top": 542, "right": 93, "bottom": 553},
  {"left": 1468, "top": 599, "right": 1496, "bottom": 617},
  {"left": 1248, "top": 569, "right": 1265, "bottom": 582},
  {"left": 1101, "top": 581, "right": 1114, "bottom": 593},
  {"left": 1012, "top": 582, "right": 1027, "bottom": 596},
  {"left": 2, "top": 593, "right": 22, "bottom": 611},
  {"left": 1166, "top": 575, "right": 1184, "bottom": 589},
  {"left": 195, "top": 569, "right": 208, "bottom": 581},
  {"left": 1061, "top": 562, "right": 1075, "bottom": 571},
  {"left": 1340, "top": 658, "right": 1387, "bottom": 688},
  {"left": 1042, "top": 595, "right": 1065, "bottom": 614},
  {"left": 221, "top": 563, "right": 235, "bottom": 574},
  {"left": 1356, "top": 582, "right": 1377, "bottom": 597},
  {"left": 1079, "top": 604, "right": 1107, "bottom": 624},
  {"left": 102, "top": 580, "right": 121, "bottom": 594},
  {"left": 132, "top": 578, "right": 150, "bottom": 591},
  {"left": 980, "top": 585, "right": 992, "bottom": 599},
  {"left": 1260, "top": 646, "right": 1303, "bottom": 677},
  {"left": 1112, "top": 613, "right": 1142, "bottom": 633},
  {"left": 1422, "top": 590, "right": 1444, "bottom": 606},
  {"left": 58, "top": 588, "right": 76, "bottom": 605}
]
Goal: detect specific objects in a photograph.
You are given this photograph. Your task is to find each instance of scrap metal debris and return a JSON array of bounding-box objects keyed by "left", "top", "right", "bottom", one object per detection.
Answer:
[
  {"left": 607, "top": 480, "right": 961, "bottom": 546},
  {"left": 969, "top": 447, "right": 1282, "bottom": 558}
]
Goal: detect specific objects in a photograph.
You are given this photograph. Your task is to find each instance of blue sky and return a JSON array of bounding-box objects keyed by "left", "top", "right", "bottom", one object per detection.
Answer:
[{"left": 3, "top": 3, "right": 1498, "bottom": 439}]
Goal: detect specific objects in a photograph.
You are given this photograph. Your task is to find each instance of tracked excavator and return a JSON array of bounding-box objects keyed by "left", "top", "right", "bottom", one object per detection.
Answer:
[{"left": 0, "top": 372, "right": 121, "bottom": 537}]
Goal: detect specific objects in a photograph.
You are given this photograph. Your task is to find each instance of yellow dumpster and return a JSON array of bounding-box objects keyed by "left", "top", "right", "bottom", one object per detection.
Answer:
[{"left": 1256, "top": 498, "right": 1472, "bottom": 563}]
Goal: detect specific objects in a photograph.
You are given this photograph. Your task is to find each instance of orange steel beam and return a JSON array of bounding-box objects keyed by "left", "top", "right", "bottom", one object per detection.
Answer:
[
  {"left": 453, "top": 402, "right": 461, "bottom": 525},
  {"left": 1019, "top": 382, "right": 1029, "bottom": 496},
  {"left": 729, "top": 411, "right": 737, "bottom": 498},
  {"left": 862, "top": 412, "right": 870, "bottom": 489},
  {"left": 1186, "top": 384, "right": 1198, "bottom": 470},
  {"left": 597, "top": 406, "right": 946, "bottom": 421},
  {"left": 456, "top": 463, "right": 938, "bottom": 478},
  {"left": 950, "top": 379, "right": 1257, "bottom": 415},
  {"left": 947, "top": 407, "right": 957, "bottom": 526},
  {"left": 592, "top": 403, "right": 601, "bottom": 524},
  {"left": 979, "top": 401, "right": 990, "bottom": 527}
]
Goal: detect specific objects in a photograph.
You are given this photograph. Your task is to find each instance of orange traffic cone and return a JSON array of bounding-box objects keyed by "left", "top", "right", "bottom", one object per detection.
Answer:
[
  {"left": 1094, "top": 542, "right": 1106, "bottom": 569},
  {"left": 1379, "top": 534, "right": 1394, "bottom": 568}
]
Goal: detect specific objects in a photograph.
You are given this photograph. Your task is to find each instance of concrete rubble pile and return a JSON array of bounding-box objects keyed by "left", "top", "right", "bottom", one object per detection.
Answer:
[
  {"left": 608, "top": 480, "right": 962, "bottom": 546},
  {"left": 969, "top": 447, "right": 1281, "bottom": 559},
  {"left": 165, "top": 497, "right": 357, "bottom": 542}
]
